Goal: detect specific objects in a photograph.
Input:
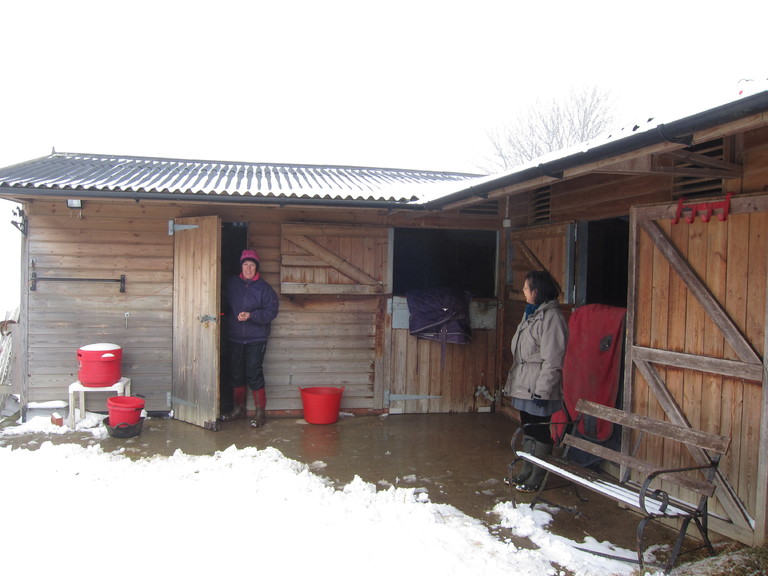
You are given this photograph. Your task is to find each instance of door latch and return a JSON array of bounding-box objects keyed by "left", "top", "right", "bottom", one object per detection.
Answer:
[{"left": 197, "top": 314, "right": 218, "bottom": 327}]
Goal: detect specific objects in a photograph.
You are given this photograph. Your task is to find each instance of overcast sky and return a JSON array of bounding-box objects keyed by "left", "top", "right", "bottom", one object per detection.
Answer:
[{"left": 0, "top": 0, "right": 766, "bottom": 311}]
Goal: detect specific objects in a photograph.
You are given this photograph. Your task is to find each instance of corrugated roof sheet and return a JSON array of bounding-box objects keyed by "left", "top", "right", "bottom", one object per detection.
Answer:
[{"left": 0, "top": 152, "right": 480, "bottom": 206}]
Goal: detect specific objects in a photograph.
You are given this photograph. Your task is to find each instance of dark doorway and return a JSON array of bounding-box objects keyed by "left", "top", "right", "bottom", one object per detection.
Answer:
[
  {"left": 219, "top": 222, "right": 248, "bottom": 413},
  {"left": 577, "top": 218, "right": 629, "bottom": 308},
  {"left": 392, "top": 228, "right": 497, "bottom": 297}
]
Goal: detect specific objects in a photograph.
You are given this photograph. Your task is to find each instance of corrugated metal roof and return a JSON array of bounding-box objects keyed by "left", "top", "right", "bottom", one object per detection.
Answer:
[{"left": 0, "top": 152, "right": 480, "bottom": 206}]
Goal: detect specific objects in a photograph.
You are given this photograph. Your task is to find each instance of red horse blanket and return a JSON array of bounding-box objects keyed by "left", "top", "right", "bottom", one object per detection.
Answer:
[{"left": 551, "top": 303, "right": 627, "bottom": 444}]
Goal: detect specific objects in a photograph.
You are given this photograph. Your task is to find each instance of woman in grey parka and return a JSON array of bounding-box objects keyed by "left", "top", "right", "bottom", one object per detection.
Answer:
[{"left": 504, "top": 270, "right": 568, "bottom": 492}]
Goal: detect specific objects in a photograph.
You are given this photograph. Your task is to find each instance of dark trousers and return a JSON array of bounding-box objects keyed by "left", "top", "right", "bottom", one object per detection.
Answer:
[
  {"left": 229, "top": 341, "right": 267, "bottom": 391},
  {"left": 520, "top": 411, "right": 553, "bottom": 445}
]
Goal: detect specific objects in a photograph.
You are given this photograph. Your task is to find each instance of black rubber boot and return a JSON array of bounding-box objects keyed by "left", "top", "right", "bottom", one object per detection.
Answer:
[
  {"left": 509, "top": 435, "right": 536, "bottom": 485},
  {"left": 220, "top": 404, "right": 246, "bottom": 421},
  {"left": 221, "top": 387, "right": 247, "bottom": 421},
  {"left": 516, "top": 440, "right": 553, "bottom": 493},
  {"left": 249, "top": 406, "right": 266, "bottom": 428}
]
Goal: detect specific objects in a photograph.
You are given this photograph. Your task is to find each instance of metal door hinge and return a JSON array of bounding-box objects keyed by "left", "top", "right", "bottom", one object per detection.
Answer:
[{"left": 168, "top": 220, "right": 200, "bottom": 235}]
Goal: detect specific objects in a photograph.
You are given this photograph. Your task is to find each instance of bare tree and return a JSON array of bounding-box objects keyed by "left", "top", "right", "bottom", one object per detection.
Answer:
[{"left": 483, "top": 86, "right": 615, "bottom": 173}]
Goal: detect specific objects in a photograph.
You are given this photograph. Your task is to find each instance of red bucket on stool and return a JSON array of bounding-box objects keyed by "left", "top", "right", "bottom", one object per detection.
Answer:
[
  {"left": 300, "top": 386, "right": 345, "bottom": 424},
  {"left": 77, "top": 343, "right": 122, "bottom": 387},
  {"left": 107, "top": 396, "right": 144, "bottom": 427}
]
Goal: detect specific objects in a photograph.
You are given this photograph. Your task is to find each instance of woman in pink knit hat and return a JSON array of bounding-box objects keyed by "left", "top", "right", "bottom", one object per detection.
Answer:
[{"left": 220, "top": 249, "right": 279, "bottom": 427}]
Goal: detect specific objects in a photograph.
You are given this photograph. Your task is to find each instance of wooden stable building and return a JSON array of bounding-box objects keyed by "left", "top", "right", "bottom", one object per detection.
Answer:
[{"left": 2, "top": 89, "right": 768, "bottom": 546}]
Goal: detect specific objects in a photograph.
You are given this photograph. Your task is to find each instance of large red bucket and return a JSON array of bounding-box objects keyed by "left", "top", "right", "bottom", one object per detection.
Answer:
[
  {"left": 300, "top": 386, "right": 345, "bottom": 424},
  {"left": 107, "top": 396, "right": 145, "bottom": 427},
  {"left": 77, "top": 343, "right": 122, "bottom": 387}
]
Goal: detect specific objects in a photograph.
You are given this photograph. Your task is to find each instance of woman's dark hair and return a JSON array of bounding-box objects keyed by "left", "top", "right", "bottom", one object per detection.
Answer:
[{"left": 524, "top": 270, "right": 561, "bottom": 305}]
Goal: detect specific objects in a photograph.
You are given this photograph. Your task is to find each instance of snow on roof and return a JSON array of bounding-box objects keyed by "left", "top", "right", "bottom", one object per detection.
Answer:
[{"left": 412, "top": 87, "right": 768, "bottom": 207}]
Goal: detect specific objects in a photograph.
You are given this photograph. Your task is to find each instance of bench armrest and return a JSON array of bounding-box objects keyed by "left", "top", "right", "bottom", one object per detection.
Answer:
[{"left": 639, "top": 463, "right": 718, "bottom": 515}]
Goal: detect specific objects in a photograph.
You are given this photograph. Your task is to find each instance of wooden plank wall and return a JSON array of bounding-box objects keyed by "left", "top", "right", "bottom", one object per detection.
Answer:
[
  {"left": 388, "top": 328, "right": 498, "bottom": 413},
  {"left": 25, "top": 201, "right": 175, "bottom": 410},
  {"left": 264, "top": 295, "right": 381, "bottom": 410},
  {"left": 245, "top": 219, "right": 384, "bottom": 411},
  {"left": 551, "top": 172, "right": 671, "bottom": 222},
  {"left": 20, "top": 200, "right": 503, "bottom": 415}
]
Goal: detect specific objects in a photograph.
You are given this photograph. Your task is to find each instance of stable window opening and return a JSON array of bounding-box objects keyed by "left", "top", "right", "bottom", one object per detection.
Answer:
[{"left": 392, "top": 228, "right": 497, "bottom": 298}]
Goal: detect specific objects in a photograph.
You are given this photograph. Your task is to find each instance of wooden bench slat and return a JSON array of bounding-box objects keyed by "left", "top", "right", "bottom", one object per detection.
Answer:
[
  {"left": 563, "top": 434, "right": 717, "bottom": 496},
  {"left": 575, "top": 399, "right": 731, "bottom": 454}
]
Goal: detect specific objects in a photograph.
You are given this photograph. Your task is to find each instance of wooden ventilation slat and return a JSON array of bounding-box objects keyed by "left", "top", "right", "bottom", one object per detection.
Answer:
[
  {"left": 529, "top": 186, "right": 551, "bottom": 224},
  {"left": 459, "top": 199, "right": 500, "bottom": 216},
  {"left": 672, "top": 138, "right": 727, "bottom": 199}
]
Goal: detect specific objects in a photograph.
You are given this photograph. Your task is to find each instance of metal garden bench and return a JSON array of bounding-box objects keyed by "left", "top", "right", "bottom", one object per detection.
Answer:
[{"left": 508, "top": 398, "right": 730, "bottom": 574}]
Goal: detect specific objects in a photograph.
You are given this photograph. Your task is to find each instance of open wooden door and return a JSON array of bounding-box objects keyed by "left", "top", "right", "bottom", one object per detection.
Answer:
[{"left": 172, "top": 216, "right": 221, "bottom": 430}]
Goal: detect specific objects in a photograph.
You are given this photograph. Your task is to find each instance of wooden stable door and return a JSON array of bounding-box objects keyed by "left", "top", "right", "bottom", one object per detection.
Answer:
[
  {"left": 172, "top": 216, "right": 222, "bottom": 430},
  {"left": 625, "top": 195, "right": 768, "bottom": 545},
  {"left": 508, "top": 222, "right": 575, "bottom": 305}
]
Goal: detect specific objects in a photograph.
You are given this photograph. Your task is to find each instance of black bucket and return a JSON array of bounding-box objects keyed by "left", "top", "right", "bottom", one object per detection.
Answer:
[{"left": 103, "top": 416, "right": 144, "bottom": 438}]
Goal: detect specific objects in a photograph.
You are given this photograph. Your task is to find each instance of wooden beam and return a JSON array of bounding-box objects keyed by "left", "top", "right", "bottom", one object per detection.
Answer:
[
  {"left": 622, "top": 205, "right": 641, "bottom": 467},
  {"left": 594, "top": 156, "right": 653, "bottom": 175},
  {"left": 628, "top": 194, "right": 768, "bottom": 221},
  {"left": 661, "top": 149, "right": 742, "bottom": 175},
  {"left": 281, "top": 282, "right": 382, "bottom": 295},
  {"left": 594, "top": 151, "right": 742, "bottom": 179},
  {"left": 755, "top": 259, "right": 768, "bottom": 542},
  {"left": 640, "top": 220, "right": 761, "bottom": 364},
  {"left": 651, "top": 166, "right": 738, "bottom": 178},
  {"left": 633, "top": 346, "right": 763, "bottom": 382},
  {"left": 282, "top": 223, "right": 387, "bottom": 238}
]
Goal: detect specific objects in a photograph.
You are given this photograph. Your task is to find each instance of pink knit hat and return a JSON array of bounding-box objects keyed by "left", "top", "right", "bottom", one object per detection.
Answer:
[{"left": 240, "top": 249, "right": 260, "bottom": 265}]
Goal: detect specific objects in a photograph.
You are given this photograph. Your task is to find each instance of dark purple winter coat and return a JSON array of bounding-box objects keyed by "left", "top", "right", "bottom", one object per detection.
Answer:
[{"left": 225, "top": 275, "right": 279, "bottom": 344}]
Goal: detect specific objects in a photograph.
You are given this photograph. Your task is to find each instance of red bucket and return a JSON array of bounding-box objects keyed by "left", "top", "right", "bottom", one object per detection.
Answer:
[
  {"left": 300, "top": 386, "right": 345, "bottom": 424},
  {"left": 77, "top": 343, "right": 122, "bottom": 387},
  {"left": 107, "top": 396, "right": 144, "bottom": 427}
]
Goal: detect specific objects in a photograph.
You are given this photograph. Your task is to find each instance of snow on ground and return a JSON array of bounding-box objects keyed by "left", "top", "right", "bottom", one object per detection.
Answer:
[{"left": 1, "top": 410, "right": 664, "bottom": 576}]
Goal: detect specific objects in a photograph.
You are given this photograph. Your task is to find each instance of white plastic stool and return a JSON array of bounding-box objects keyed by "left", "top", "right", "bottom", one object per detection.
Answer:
[{"left": 68, "top": 377, "right": 132, "bottom": 429}]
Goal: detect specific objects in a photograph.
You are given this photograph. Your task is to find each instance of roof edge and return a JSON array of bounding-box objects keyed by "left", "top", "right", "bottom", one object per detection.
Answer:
[
  {"left": 424, "top": 90, "right": 768, "bottom": 208},
  {"left": 0, "top": 186, "right": 432, "bottom": 211}
]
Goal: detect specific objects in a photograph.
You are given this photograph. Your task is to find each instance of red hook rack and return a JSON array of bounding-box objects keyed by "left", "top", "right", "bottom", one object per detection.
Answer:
[{"left": 672, "top": 192, "right": 732, "bottom": 224}]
